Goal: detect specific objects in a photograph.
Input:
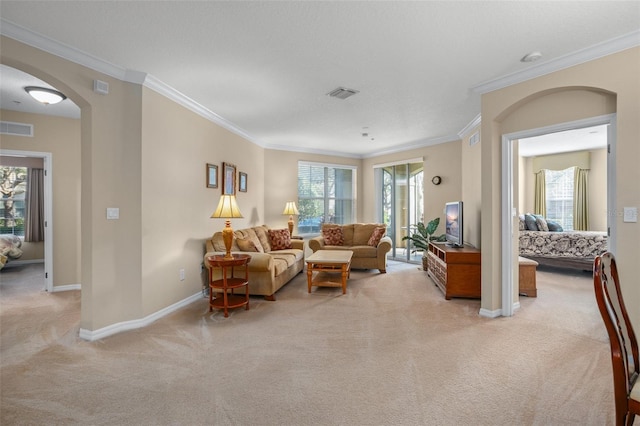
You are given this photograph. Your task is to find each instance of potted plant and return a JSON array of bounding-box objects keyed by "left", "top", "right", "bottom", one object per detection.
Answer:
[{"left": 402, "top": 218, "right": 446, "bottom": 270}]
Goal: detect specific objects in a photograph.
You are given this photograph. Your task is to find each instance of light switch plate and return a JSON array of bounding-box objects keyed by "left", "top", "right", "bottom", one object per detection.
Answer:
[
  {"left": 106, "top": 208, "right": 119, "bottom": 220},
  {"left": 623, "top": 207, "right": 638, "bottom": 223}
]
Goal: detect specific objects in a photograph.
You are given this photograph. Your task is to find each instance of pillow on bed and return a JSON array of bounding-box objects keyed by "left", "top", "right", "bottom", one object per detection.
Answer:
[
  {"left": 524, "top": 214, "right": 539, "bottom": 231},
  {"left": 535, "top": 216, "right": 549, "bottom": 232},
  {"left": 546, "top": 220, "right": 563, "bottom": 232}
]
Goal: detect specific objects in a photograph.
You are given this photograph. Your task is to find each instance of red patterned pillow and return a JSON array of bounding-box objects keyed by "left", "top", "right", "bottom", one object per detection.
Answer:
[
  {"left": 368, "top": 226, "right": 386, "bottom": 246},
  {"left": 322, "top": 227, "right": 344, "bottom": 246},
  {"left": 268, "top": 229, "right": 292, "bottom": 250}
]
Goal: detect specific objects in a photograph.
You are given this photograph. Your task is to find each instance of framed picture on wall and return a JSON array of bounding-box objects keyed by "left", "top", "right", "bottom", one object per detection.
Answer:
[
  {"left": 222, "top": 162, "right": 236, "bottom": 195},
  {"left": 239, "top": 172, "right": 247, "bottom": 192},
  {"left": 206, "top": 163, "right": 218, "bottom": 188}
]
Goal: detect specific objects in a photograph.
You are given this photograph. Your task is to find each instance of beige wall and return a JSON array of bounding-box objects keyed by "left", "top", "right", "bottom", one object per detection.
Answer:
[
  {"left": 518, "top": 149, "right": 607, "bottom": 232},
  {"left": 460, "top": 128, "right": 481, "bottom": 248},
  {"left": 0, "top": 110, "right": 81, "bottom": 286},
  {"left": 140, "top": 88, "right": 266, "bottom": 315},
  {"left": 481, "top": 47, "right": 640, "bottom": 330}
]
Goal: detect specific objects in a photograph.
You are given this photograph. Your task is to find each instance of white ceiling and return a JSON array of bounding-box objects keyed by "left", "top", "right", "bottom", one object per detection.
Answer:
[{"left": 1, "top": 1, "right": 638, "bottom": 158}]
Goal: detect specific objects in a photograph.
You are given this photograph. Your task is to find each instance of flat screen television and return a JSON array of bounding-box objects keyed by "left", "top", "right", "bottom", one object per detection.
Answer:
[{"left": 445, "top": 201, "right": 464, "bottom": 248}]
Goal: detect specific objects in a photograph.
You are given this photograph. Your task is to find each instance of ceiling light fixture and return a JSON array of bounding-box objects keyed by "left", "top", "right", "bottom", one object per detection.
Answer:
[
  {"left": 327, "top": 87, "right": 359, "bottom": 100},
  {"left": 24, "top": 86, "right": 67, "bottom": 105},
  {"left": 521, "top": 51, "right": 542, "bottom": 63}
]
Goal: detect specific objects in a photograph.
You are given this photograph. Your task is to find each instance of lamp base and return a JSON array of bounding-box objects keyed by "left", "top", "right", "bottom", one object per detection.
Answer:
[
  {"left": 222, "top": 220, "right": 234, "bottom": 260},
  {"left": 288, "top": 217, "right": 294, "bottom": 236}
]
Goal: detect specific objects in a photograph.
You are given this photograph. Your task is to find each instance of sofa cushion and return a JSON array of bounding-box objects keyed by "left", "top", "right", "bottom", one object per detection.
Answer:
[
  {"left": 353, "top": 223, "right": 384, "bottom": 245},
  {"left": 236, "top": 237, "right": 260, "bottom": 252},
  {"left": 269, "top": 228, "right": 292, "bottom": 250},
  {"left": 254, "top": 225, "right": 272, "bottom": 253},
  {"left": 350, "top": 245, "right": 378, "bottom": 258},
  {"left": 323, "top": 227, "right": 344, "bottom": 245},
  {"left": 368, "top": 226, "right": 386, "bottom": 246}
]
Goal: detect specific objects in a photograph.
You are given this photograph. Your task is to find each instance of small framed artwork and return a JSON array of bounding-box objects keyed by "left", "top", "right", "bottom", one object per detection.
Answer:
[
  {"left": 222, "top": 162, "right": 237, "bottom": 195},
  {"left": 206, "top": 163, "right": 218, "bottom": 188},
  {"left": 239, "top": 172, "right": 247, "bottom": 192}
]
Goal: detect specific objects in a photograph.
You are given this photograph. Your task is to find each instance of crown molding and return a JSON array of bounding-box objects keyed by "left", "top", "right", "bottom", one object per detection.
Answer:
[
  {"left": 1, "top": 18, "right": 264, "bottom": 148},
  {"left": 1, "top": 19, "right": 128, "bottom": 81},
  {"left": 458, "top": 114, "right": 482, "bottom": 139},
  {"left": 472, "top": 29, "right": 640, "bottom": 94},
  {"left": 142, "top": 74, "right": 263, "bottom": 147}
]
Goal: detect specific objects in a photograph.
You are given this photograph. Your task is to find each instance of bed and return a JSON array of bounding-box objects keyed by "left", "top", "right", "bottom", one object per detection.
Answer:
[
  {"left": 0, "top": 234, "right": 23, "bottom": 270},
  {"left": 519, "top": 229, "right": 608, "bottom": 270}
]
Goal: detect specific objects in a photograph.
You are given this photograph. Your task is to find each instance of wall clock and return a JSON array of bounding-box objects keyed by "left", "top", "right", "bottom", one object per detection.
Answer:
[{"left": 431, "top": 176, "right": 442, "bottom": 185}]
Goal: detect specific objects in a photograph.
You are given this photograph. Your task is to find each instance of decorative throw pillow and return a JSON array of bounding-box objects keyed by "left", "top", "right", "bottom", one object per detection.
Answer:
[
  {"left": 546, "top": 220, "right": 564, "bottom": 232},
  {"left": 236, "top": 237, "right": 259, "bottom": 252},
  {"left": 524, "top": 214, "right": 539, "bottom": 231},
  {"left": 518, "top": 215, "right": 525, "bottom": 231},
  {"left": 268, "top": 229, "right": 292, "bottom": 251},
  {"left": 535, "top": 216, "right": 549, "bottom": 232},
  {"left": 368, "top": 226, "right": 386, "bottom": 247},
  {"left": 322, "top": 227, "right": 344, "bottom": 246}
]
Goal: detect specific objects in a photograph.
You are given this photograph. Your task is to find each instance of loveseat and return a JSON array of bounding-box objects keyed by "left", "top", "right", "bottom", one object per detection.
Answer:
[
  {"left": 204, "top": 225, "right": 304, "bottom": 300},
  {"left": 308, "top": 223, "right": 392, "bottom": 273}
]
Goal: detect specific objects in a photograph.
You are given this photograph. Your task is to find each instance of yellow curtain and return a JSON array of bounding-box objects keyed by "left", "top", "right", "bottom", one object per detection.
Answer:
[
  {"left": 534, "top": 170, "right": 546, "bottom": 216},
  {"left": 574, "top": 167, "right": 589, "bottom": 231}
]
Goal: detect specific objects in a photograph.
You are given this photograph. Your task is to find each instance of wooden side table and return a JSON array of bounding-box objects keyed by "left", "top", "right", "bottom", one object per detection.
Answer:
[{"left": 207, "top": 254, "right": 251, "bottom": 317}]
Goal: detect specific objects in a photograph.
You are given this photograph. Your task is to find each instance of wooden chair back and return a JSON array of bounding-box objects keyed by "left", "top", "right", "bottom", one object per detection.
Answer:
[{"left": 593, "top": 252, "right": 639, "bottom": 425}]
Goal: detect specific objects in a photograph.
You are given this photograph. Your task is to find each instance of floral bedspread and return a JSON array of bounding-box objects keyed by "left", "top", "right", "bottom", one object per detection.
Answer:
[
  {"left": 0, "top": 234, "right": 23, "bottom": 270},
  {"left": 519, "top": 230, "right": 608, "bottom": 260}
]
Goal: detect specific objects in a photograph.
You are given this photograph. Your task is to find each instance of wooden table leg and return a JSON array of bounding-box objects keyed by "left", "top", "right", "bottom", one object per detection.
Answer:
[
  {"left": 307, "top": 263, "right": 312, "bottom": 293},
  {"left": 341, "top": 264, "right": 348, "bottom": 294}
]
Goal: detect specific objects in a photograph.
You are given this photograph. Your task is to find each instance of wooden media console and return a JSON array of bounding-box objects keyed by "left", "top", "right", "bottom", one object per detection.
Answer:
[{"left": 426, "top": 242, "right": 481, "bottom": 300}]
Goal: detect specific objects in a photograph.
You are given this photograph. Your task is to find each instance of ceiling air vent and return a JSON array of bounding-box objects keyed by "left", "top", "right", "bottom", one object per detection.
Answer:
[
  {"left": 327, "top": 87, "right": 359, "bottom": 100},
  {"left": 1, "top": 121, "right": 34, "bottom": 137}
]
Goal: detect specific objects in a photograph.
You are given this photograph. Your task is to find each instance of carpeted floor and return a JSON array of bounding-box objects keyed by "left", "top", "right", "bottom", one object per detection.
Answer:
[{"left": 0, "top": 261, "right": 623, "bottom": 425}]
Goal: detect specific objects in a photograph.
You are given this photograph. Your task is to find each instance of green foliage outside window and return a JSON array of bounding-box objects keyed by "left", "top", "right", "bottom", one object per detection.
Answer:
[{"left": 0, "top": 166, "right": 27, "bottom": 236}]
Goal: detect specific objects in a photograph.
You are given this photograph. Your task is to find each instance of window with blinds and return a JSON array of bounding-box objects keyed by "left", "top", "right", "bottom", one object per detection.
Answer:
[
  {"left": 297, "top": 162, "right": 356, "bottom": 235},
  {"left": 545, "top": 167, "right": 574, "bottom": 231}
]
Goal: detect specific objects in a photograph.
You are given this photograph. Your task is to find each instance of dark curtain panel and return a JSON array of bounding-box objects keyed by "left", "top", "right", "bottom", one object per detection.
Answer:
[{"left": 25, "top": 168, "right": 44, "bottom": 242}]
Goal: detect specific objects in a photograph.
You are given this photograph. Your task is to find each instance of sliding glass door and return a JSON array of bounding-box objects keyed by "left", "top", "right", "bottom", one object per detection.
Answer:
[{"left": 379, "top": 162, "right": 424, "bottom": 263}]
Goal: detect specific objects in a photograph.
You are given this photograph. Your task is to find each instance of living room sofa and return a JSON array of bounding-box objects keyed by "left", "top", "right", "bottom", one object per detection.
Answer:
[
  {"left": 204, "top": 225, "right": 304, "bottom": 300},
  {"left": 308, "top": 223, "right": 392, "bottom": 273}
]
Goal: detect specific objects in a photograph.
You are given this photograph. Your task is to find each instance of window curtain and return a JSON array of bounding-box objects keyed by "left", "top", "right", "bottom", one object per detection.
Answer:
[
  {"left": 25, "top": 168, "right": 44, "bottom": 242},
  {"left": 534, "top": 170, "right": 546, "bottom": 216},
  {"left": 573, "top": 167, "right": 589, "bottom": 231}
]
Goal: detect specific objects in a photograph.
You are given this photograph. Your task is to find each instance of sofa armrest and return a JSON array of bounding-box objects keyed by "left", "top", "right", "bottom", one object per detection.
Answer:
[
  {"left": 308, "top": 236, "right": 325, "bottom": 252},
  {"left": 291, "top": 239, "right": 304, "bottom": 250},
  {"left": 377, "top": 236, "right": 392, "bottom": 254},
  {"left": 204, "top": 251, "right": 273, "bottom": 273}
]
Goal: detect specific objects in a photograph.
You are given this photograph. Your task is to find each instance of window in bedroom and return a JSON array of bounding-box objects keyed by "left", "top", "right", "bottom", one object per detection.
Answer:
[
  {"left": 297, "top": 161, "right": 356, "bottom": 235},
  {"left": 0, "top": 166, "right": 27, "bottom": 237},
  {"left": 545, "top": 167, "right": 574, "bottom": 231}
]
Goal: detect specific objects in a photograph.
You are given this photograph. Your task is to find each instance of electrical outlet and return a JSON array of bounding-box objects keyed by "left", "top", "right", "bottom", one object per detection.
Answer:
[{"left": 179, "top": 269, "right": 185, "bottom": 281}]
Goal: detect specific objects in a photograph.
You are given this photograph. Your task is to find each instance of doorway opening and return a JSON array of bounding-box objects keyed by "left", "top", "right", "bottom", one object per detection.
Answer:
[
  {"left": 376, "top": 159, "right": 424, "bottom": 263},
  {"left": 501, "top": 114, "right": 616, "bottom": 316}
]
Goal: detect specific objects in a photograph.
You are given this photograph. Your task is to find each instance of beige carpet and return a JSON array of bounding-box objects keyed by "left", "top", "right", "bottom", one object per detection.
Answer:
[{"left": 0, "top": 261, "right": 623, "bottom": 425}]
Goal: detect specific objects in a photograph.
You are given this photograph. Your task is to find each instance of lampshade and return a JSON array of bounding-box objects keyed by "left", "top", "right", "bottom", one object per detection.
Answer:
[
  {"left": 282, "top": 201, "right": 299, "bottom": 216},
  {"left": 25, "top": 86, "right": 67, "bottom": 105},
  {"left": 211, "top": 195, "right": 244, "bottom": 219},
  {"left": 282, "top": 201, "right": 299, "bottom": 235}
]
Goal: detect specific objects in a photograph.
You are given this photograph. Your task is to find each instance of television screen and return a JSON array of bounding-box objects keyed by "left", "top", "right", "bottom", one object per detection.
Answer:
[{"left": 445, "top": 201, "right": 463, "bottom": 247}]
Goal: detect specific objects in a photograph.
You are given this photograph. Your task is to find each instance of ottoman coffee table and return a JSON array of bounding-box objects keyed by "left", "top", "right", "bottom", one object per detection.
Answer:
[{"left": 306, "top": 250, "right": 353, "bottom": 294}]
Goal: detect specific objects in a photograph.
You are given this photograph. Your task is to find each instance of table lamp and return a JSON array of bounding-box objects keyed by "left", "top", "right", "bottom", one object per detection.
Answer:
[
  {"left": 211, "top": 194, "right": 244, "bottom": 259},
  {"left": 282, "top": 201, "right": 299, "bottom": 235}
]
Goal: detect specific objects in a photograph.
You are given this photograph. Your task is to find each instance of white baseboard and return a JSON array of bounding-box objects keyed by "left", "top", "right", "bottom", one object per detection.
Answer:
[
  {"left": 51, "top": 284, "right": 81, "bottom": 292},
  {"left": 79, "top": 292, "right": 203, "bottom": 341},
  {"left": 4, "top": 259, "right": 44, "bottom": 266},
  {"left": 479, "top": 307, "right": 502, "bottom": 318}
]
